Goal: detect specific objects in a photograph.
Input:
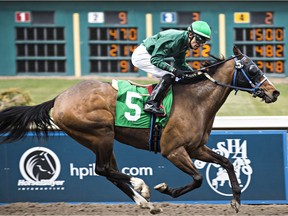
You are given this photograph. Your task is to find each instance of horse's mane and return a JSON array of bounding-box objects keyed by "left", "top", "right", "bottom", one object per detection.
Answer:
[{"left": 177, "top": 54, "right": 225, "bottom": 85}]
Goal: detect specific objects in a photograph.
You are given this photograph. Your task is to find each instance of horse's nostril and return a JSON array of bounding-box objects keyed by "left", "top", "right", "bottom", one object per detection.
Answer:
[{"left": 273, "top": 90, "right": 280, "bottom": 98}]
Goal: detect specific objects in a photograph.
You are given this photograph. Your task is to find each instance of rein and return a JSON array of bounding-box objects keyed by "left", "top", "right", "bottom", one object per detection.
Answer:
[{"left": 184, "top": 54, "right": 267, "bottom": 96}]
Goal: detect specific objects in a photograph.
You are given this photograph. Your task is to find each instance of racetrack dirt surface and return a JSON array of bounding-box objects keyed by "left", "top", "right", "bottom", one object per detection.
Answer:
[{"left": 1, "top": 202, "right": 288, "bottom": 215}]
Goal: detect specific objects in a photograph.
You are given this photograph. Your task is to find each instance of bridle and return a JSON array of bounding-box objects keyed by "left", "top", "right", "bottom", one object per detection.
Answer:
[
  {"left": 231, "top": 55, "right": 268, "bottom": 97},
  {"left": 183, "top": 54, "right": 268, "bottom": 97}
]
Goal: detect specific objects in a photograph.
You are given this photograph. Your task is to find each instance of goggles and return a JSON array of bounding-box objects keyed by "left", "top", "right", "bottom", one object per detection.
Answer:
[{"left": 194, "top": 34, "right": 207, "bottom": 45}]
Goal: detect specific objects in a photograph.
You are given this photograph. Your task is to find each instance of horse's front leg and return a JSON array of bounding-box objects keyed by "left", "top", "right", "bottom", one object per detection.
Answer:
[
  {"left": 193, "top": 146, "right": 241, "bottom": 213},
  {"left": 155, "top": 146, "right": 203, "bottom": 198}
]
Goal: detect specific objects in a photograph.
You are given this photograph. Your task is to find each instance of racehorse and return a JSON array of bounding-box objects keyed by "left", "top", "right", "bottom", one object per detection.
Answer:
[{"left": 0, "top": 46, "right": 280, "bottom": 214}]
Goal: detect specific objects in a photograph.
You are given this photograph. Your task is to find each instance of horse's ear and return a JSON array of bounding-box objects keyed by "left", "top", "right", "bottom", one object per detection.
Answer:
[
  {"left": 233, "top": 46, "right": 242, "bottom": 54},
  {"left": 233, "top": 46, "right": 243, "bottom": 58}
]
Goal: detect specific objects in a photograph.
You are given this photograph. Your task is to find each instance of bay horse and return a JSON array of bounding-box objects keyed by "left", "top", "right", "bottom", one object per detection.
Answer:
[{"left": 0, "top": 46, "right": 280, "bottom": 214}]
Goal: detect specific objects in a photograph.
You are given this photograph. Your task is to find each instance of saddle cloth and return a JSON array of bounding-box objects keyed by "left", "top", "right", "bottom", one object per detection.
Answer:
[{"left": 113, "top": 80, "right": 173, "bottom": 128}]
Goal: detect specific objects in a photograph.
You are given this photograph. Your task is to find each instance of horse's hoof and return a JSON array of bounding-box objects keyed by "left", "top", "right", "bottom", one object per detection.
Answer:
[
  {"left": 154, "top": 183, "right": 168, "bottom": 192},
  {"left": 230, "top": 199, "right": 240, "bottom": 213},
  {"left": 139, "top": 202, "right": 150, "bottom": 209},
  {"left": 140, "top": 202, "right": 163, "bottom": 214},
  {"left": 150, "top": 206, "right": 163, "bottom": 215}
]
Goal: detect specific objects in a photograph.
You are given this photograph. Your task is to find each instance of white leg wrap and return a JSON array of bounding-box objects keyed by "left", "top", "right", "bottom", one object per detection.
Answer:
[
  {"left": 129, "top": 185, "right": 163, "bottom": 214},
  {"left": 130, "top": 186, "right": 148, "bottom": 206},
  {"left": 130, "top": 177, "right": 144, "bottom": 191},
  {"left": 130, "top": 177, "right": 151, "bottom": 200}
]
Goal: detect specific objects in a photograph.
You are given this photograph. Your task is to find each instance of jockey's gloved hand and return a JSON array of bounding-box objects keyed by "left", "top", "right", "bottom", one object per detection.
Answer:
[{"left": 173, "top": 69, "right": 186, "bottom": 78}]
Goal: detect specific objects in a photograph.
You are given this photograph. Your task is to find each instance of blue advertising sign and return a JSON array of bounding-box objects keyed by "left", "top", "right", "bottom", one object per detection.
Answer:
[{"left": 0, "top": 130, "right": 287, "bottom": 204}]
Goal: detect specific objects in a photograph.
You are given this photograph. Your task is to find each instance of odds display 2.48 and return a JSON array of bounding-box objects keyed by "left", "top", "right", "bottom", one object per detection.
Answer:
[{"left": 234, "top": 12, "right": 285, "bottom": 74}]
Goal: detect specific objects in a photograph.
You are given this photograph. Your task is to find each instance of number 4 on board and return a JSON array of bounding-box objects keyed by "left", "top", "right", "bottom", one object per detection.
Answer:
[{"left": 234, "top": 12, "right": 250, "bottom": 23}]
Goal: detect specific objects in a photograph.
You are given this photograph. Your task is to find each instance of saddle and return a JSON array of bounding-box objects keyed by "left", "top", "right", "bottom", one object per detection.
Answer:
[
  {"left": 112, "top": 79, "right": 154, "bottom": 94},
  {"left": 112, "top": 79, "right": 168, "bottom": 153}
]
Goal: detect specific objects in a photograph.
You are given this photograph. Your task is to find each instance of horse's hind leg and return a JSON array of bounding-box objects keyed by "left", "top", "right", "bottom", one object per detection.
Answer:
[
  {"left": 106, "top": 154, "right": 162, "bottom": 214},
  {"left": 193, "top": 146, "right": 241, "bottom": 213},
  {"left": 67, "top": 130, "right": 162, "bottom": 214},
  {"left": 56, "top": 122, "right": 161, "bottom": 213},
  {"left": 106, "top": 153, "right": 150, "bottom": 200}
]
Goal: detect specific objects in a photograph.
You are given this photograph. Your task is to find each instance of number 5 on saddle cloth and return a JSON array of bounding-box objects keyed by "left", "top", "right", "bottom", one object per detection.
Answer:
[{"left": 112, "top": 80, "right": 173, "bottom": 153}]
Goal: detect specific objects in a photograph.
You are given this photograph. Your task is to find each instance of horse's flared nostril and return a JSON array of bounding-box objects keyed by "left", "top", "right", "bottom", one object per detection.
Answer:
[{"left": 273, "top": 90, "right": 280, "bottom": 99}]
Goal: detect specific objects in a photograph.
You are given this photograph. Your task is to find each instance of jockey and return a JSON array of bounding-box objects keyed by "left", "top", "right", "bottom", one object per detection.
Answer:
[{"left": 131, "top": 20, "right": 211, "bottom": 115}]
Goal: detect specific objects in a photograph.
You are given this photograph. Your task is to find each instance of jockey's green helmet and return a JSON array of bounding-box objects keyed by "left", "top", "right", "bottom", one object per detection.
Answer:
[{"left": 187, "top": 21, "right": 211, "bottom": 40}]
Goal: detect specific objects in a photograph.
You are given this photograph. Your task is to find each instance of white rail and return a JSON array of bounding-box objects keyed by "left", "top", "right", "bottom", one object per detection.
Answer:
[{"left": 213, "top": 116, "right": 288, "bottom": 129}]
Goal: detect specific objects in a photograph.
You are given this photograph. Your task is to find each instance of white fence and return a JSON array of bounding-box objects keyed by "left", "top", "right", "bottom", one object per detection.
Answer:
[{"left": 213, "top": 116, "right": 288, "bottom": 129}]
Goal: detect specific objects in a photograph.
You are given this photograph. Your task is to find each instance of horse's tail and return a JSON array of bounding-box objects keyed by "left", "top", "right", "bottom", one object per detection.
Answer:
[{"left": 0, "top": 98, "right": 56, "bottom": 144}]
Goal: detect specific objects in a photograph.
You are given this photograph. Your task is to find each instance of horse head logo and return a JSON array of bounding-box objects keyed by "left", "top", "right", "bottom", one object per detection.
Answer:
[{"left": 19, "top": 147, "right": 61, "bottom": 183}]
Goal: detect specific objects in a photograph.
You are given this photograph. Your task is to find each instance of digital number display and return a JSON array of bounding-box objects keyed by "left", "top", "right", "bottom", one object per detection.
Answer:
[
  {"left": 88, "top": 12, "right": 139, "bottom": 73},
  {"left": 185, "top": 45, "right": 211, "bottom": 69},
  {"left": 164, "top": 44, "right": 211, "bottom": 70},
  {"left": 235, "top": 27, "right": 285, "bottom": 74},
  {"left": 234, "top": 12, "right": 273, "bottom": 24},
  {"left": 234, "top": 11, "right": 284, "bottom": 74},
  {"left": 251, "top": 12, "right": 273, "bottom": 25},
  {"left": 90, "top": 27, "right": 138, "bottom": 41},
  {"left": 161, "top": 11, "right": 200, "bottom": 24},
  {"left": 177, "top": 12, "right": 200, "bottom": 24},
  {"left": 105, "top": 11, "right": 128, "bottom": 24}
]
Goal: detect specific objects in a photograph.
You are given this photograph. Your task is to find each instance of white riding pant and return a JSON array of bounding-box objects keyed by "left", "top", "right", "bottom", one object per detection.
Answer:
[{"left": 131, "top": 44, "right": 171, "bottom": 79}]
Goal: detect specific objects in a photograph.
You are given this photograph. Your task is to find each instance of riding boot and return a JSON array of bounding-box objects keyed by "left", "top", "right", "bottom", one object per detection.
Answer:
[{"left": 144, "top": 75, "right": 174, "bottom": 115}]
